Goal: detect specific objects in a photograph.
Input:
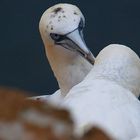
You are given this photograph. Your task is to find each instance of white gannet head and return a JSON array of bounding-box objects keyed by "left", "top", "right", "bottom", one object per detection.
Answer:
[
  {"left": 91, "top": 44, "right": 140, "bottom": 97},
  {"left": 39, "top": 3, "right": 94, "bottom": 95},
  {"left": 39, "top": 3, "right": 94, "bottom": 65}
]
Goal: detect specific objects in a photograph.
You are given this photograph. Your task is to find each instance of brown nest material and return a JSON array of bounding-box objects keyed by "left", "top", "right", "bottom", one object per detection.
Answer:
[{"left": 0, "top": 88, "right": 112, "bottom": 140}]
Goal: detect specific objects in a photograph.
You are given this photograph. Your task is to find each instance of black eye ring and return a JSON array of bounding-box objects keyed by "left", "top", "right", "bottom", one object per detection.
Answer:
[
  {"left": 50, "top": 33, "right": 64, "bottom": 42},
  {"left": 79, "top": 19, "right": 84, "bottom": 31}
]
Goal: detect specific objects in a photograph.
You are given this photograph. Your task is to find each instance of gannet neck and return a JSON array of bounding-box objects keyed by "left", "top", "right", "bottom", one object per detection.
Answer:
[
  {"left": 87, "top": 44, "right": 140, "bottom": 97},
  {"left": 39, "top": 3, "right": 94, "bottom": 96},
  {"left": 45, "top": 43, "right": 92, "bottom": 96}
]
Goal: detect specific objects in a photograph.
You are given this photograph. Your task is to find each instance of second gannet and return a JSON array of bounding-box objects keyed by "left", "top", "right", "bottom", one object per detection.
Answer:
[{"left": 61, "top": 44, "right": 140, "bottom": 139}]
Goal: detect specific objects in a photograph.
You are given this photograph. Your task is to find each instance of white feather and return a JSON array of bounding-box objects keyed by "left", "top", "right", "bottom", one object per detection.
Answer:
[{"left": 61, "top": 44, "right": 140, "bottom": 139}]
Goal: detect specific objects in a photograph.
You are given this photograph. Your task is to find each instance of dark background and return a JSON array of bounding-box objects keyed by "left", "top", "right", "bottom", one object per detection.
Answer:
[{"left": 0, "top": 0, "right": 140, "bottom": 96}]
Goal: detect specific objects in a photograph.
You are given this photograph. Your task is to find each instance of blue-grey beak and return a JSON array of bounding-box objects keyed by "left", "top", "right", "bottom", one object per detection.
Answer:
[{"left": 60, "top": 29, "right": 95, "bottom": 65}]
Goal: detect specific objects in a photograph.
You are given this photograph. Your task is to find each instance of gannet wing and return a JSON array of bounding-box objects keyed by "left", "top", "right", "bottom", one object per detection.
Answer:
[{"left": 61, "top": 79, "right": 140, "bottom": 139}]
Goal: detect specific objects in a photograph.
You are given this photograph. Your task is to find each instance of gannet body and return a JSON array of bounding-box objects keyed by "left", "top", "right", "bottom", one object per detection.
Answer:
[
  {"left": 61, "top": 44, "right": 140, "bottom": 139},
  {"left": 32, "top": 3, "right": 94, "bottom": 104}
]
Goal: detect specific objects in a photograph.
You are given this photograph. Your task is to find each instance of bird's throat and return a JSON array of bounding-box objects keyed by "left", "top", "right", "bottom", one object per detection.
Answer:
[{"left": 46, "top": 45, "right": 92, "bottom": 96}]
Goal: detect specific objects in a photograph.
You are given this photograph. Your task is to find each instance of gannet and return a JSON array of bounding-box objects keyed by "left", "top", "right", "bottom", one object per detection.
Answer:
[
  {"left": 61, "top": 44, "right": 140, "bottom": 139},
  {"left": 32, "top": 3, "right": 94, "bottom": 104}
]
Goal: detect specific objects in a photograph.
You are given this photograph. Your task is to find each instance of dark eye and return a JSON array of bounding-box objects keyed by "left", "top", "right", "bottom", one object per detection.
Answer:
[
  {"left": 50, "top": 33, "right": 64, "bottom": 42},
  {"left": 79, "top": 19, "right": 84, "bottom": 31}
]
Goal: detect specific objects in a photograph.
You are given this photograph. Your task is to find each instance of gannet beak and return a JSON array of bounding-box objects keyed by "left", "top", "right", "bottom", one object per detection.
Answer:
[{"left": 60, "top": 29, "right": 95, "bottom": 65}]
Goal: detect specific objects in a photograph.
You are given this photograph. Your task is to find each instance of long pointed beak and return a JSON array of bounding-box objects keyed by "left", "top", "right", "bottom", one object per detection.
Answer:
[{"left": 63, "top": 29, "right": 95, "bottom": 65}]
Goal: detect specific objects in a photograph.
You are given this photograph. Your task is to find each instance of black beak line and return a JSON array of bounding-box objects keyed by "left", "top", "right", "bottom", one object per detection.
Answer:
[{"left": 55, "top": 29, "right": 95, "bottom": 65}]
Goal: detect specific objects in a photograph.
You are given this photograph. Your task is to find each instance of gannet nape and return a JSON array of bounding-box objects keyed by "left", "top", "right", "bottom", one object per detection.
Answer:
[
  {"left": 91, "top": 44, "right": 140, "bottom": 97},
  {"left": 39, "top": 3, "right": 94, "bottom": 96},
  {"left": 62, "top": 44, "right": 140, "bottom": 139}
]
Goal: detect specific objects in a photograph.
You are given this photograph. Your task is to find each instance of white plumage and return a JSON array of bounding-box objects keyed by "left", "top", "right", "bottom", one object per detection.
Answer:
[
  {"left": 31, "top": 90, "right": 63, "bottom": 105},
  {"left": 32, "top": 4, "right": 140, "bottom": 105},
  {"left": 61, "top": 44, "right": 140, "bottom": 140},
  {"left": 32, "top": 3, "right": 94, "bottom": 104}
]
